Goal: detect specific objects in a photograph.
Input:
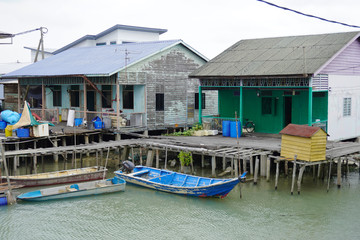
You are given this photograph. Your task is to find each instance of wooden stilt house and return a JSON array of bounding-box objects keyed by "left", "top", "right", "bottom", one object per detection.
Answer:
[{"left": 279, "top": 124, "right": 327, "bottom": 162}]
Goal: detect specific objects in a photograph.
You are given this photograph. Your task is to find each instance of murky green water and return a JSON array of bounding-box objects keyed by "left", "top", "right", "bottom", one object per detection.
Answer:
[{"left": 1, "top": 157, "right": 360, "bottom": 240}]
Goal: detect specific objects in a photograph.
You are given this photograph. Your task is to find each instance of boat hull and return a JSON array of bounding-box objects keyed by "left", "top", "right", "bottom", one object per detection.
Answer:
[
  {"left": 17, "top": 177, "right": 125, "bottom": 201},
  {"left": 115, "top": 166, "right": 241, "bottom": 198},
  {"left": 1, "top": 166, "right": 107, "bottom": 187}
]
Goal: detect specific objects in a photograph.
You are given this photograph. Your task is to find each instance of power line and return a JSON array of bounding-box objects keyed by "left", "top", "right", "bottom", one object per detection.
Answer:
[{"left": 256, "top": 0, "right": 360, "bottom": 29}]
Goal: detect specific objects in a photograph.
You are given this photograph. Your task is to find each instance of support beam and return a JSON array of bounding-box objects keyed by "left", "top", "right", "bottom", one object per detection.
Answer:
[
  {"left": 291, "top": 156, "right": 297, "bottom": 195},
  {"left": 156, "top": 149, "right": 159, "bottom": 168},
  {"left": 234, "top": 158, "right": 239, "bottom": 178},
  {"left": 260, "top": 154, "right": 266, "bottom": 177},
  {"left": 54, "top": 138, "right": 58, "bottom": 162},
  {"left": 254, "top": 157, "right": 259, "bottom": 185},
  {"left": 85, "top": 135, "right": 90, "bottom": 157},
  {"left": 275, "top": 161, "right": 279, "bottom": 190},
  {"left": 337, "top": 158, "right": 342, "bottom": 188},
  {"left": 266, "top": 156, "right": 271, "bottom": 181},
  {"left": 297, "top": 165, "right": 306, "bottom": 194},
  {"left": 211, "top": 155, "right": 216, "bottom": 177},
  {"left": 146, "top": 149, "right": 154, "bottom": 167}
]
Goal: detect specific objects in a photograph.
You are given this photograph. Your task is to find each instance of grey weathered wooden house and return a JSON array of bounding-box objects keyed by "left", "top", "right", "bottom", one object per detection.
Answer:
[{"left": 3, "top": 40, "right": 218, "bottom": 131}]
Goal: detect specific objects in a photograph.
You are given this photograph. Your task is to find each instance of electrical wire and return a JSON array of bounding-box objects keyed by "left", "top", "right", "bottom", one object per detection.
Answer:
[{"left": 256, "top": 0, "right": 360, "bottom": 29}]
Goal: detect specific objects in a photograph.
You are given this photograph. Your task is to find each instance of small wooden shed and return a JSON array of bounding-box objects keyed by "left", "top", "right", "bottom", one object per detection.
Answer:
[{"left": 279, "top": 124, "right": 327, "bottom": 162}]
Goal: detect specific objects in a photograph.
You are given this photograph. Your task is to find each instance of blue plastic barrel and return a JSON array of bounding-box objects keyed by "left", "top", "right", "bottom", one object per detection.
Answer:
[
  {"left": 16, "top": 128, "right": 30, "bottom": 138},
  {"left": 0, "top": 121, "right": 7, "bottom": 130},
  {"left": 74, "top": 118, "right": 83, "bottom": 127},
  {"left": 222, "top": 120, "right": 230, "bottom": 137},
  {"left": 0, "top": 196, "right": 7, "bottom": 206},
  {"left": 94, "top": 121, "right": 103, "bottom": 129},
  {"left": 230, "top": 121, "right": 241, "bottom": 138}
]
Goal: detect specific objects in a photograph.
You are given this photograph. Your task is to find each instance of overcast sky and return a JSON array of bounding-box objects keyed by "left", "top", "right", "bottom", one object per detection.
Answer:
[{"left": 1, "top": 0, "right": 360, "bottom": 65}]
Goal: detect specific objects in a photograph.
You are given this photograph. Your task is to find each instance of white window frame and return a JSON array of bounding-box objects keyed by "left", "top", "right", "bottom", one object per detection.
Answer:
[{"left": 343, "top": 97, "right": 351, "bottom": 117}]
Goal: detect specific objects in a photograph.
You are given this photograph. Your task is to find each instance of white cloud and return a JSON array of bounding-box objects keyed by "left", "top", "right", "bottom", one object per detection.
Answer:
[{"left": 1, "top": 0, "right": 360, "bottom": 64}]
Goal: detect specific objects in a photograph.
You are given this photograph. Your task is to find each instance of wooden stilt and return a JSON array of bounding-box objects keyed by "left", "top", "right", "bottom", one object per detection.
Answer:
[
  {"left": 54, "top": 138, "right": 59, "bottom": 162},
  {"left": 290, "top": 156, "right": 297, "bottom": 195},
  {"left": 327, "top": 161, "right": 332, "bottom": 192},
  {"left": 337, "top": 158, "right": 341, "bottom": 188},
  {"left": 275, "top": 160, "right": 279, "bottom": 190},
  {"left": 266, "top": 156, "right": 271, "bottom": 182},
  {"left": 14, "top": 142, "right": 19, "bottom": 176},
  {"left": 146, "top": 149, "right": 154, "bottom": 167},
  {"left": 131, "top": 147, "right": 134, "bottom": 163},
  {"left": 222, "top": 155, "right": 226, "bottom": 170},
  {"left": 85, "top": 135, "right": 90, "bottom": 157},
  {"left": 164, "top": 146, "right": 168, "bottom": 169},
  {"left": 297, "top": 165, "right": 306, "bottom": 194},
  {"left": 243, "top": 158, "right": 247, "bottom": 173},
  {"left": 117, "top": 147, "right": 121, "bottom": 168},
  {"left": 116, "top": 133, "right": 121, "bottom": 141},
  {"left": 71, "top": 151, "right": 75, "bottom": 168},
  {"left": 25, "top": 156, "right": 28, "bottom": 174},
  {"left": 201, "top": 154, "right": 205, "bottom": 168},
  {"left": 156, "top": 149, "right": 159, "bottom": 168},
  {"left": 96, "top": 150, "right": 99, "bottom": 166},
  {"left": 234, "top": 158, "right": 239, "bottom": 178},
  {"left": 41, "top": 155, "right": 45, "bottom": 172},
  {"left": 80, "top": 150, "right": 83, "bottom": 168},
  {"left": 139, "top": 148, "right": 143, "bottom": 166},
  {"left": 254, "top": 157, "right": 259, "bottom": 185},
  {"left": 33, "top": 141, "right": 37, "bottom": 174},
  {"left": 100, "top": 149, "right": 104, "bottom": 166},
  {"left": 64, "top": 151, "right": 67, "bottom": 170},
  {"left": 346, "top": 157, "right": 349, "bottom": 177},
  {"left": 317, "top": 163, "right": 321, "bottom": 179},
  {"left": 260, "top": 154, "right": 266, "bottom": 177},
  {"left": 230, "top": 158, "right": 234, "bottom": 177},
  {"left": 285, "top": 160, "right": 288, "bottom": 177},
  {"left": 238, "top": 158, "right": 242, "bottom": 175},
  {"left": 249, "top": 156, "right": 253, "bottom": 175},
  {"left": 211, "top": 155, "right": 216, "bottom": 177}
]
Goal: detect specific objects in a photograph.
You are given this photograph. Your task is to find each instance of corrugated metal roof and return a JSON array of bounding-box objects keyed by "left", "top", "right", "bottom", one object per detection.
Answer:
[
  {"left": 190, "top": 31, "right": 360, "bottom": 78},
  {"left": 279, "top": 124, "right": 325, "bottom": 138},
  {"left": 3, "top": 40, "right": 183, "bottom": 78}
]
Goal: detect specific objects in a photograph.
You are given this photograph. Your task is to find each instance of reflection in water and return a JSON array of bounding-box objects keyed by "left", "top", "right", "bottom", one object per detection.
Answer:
[{"left": 1, "top": 155, "right": 360, "bottom": 240}]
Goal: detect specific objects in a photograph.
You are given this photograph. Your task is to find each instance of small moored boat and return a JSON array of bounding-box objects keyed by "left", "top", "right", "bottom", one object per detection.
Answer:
[
  {"left": 1, "top": 166, "right": 107, "bottom": 187},
  {"left": 17, "top": 176, "right": 125, "bottom": 201},
  {"left": 115, "top": 165, "right": 246, "bottom": 198}
]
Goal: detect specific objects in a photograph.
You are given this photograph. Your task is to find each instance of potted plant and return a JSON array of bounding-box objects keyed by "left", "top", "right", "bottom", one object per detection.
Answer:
[{"left": 178, "top": 151, "right": 193, "bottom": 173}]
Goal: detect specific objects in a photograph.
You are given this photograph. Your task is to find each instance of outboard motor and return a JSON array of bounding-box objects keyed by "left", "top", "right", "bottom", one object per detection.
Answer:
[{"left": 121, "top": 160, "right": 135, "bottom": 173}]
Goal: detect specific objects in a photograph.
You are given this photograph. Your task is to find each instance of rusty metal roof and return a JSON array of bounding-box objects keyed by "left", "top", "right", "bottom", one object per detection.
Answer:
[
  {"left": 190, "top": 31, "right": 360, "bottom": 78},
  {"left": 279, "top": 124, "right": 325, "bottom": 138}
]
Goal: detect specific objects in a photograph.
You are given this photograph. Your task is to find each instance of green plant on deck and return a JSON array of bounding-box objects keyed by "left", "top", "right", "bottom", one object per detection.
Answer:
[
  {"left": 192, "top": 123, "right": 203, "bottom": 131},
  {"left": 163, "top": 123, "right": 203, "bottom": 136},
  {"left": 178, "top": 151, "right": 193, "bottom": 166}
]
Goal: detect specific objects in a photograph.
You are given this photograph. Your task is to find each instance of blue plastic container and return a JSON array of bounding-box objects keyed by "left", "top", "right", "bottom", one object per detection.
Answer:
[
  {"left": 94, "top": 121, "right": 104, "bottom": 129},
  {"left": 0, "top": 121, "right": 7, "bottom": 130},
  {"left": 0, "top": 196, "right": 7, "bottom": 206},
  {"left": 16, "top": 128, "right": 30, "bottom": 138},
  {"left": 222, "top": 120, "right": 231, "bottom": 137},
  {"left": 74, "top": 118, "right": 83, "bottom": 127},
  {"left": 230, "top": 121, "right": 241, "bottom": 138}
]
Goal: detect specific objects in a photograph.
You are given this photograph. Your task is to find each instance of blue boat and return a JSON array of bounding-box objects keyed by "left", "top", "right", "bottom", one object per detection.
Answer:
[
  {"left": 17, "top": 177, "right": 125, "bottom": 202},
  {"left": 115, "top": 166, "right": 246, "bottom": 198}
]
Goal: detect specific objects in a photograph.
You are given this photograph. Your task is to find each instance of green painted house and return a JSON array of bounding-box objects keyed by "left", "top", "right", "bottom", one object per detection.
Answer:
[{"left": 190, "top": 31, "right": 360, "bottom": 141}]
